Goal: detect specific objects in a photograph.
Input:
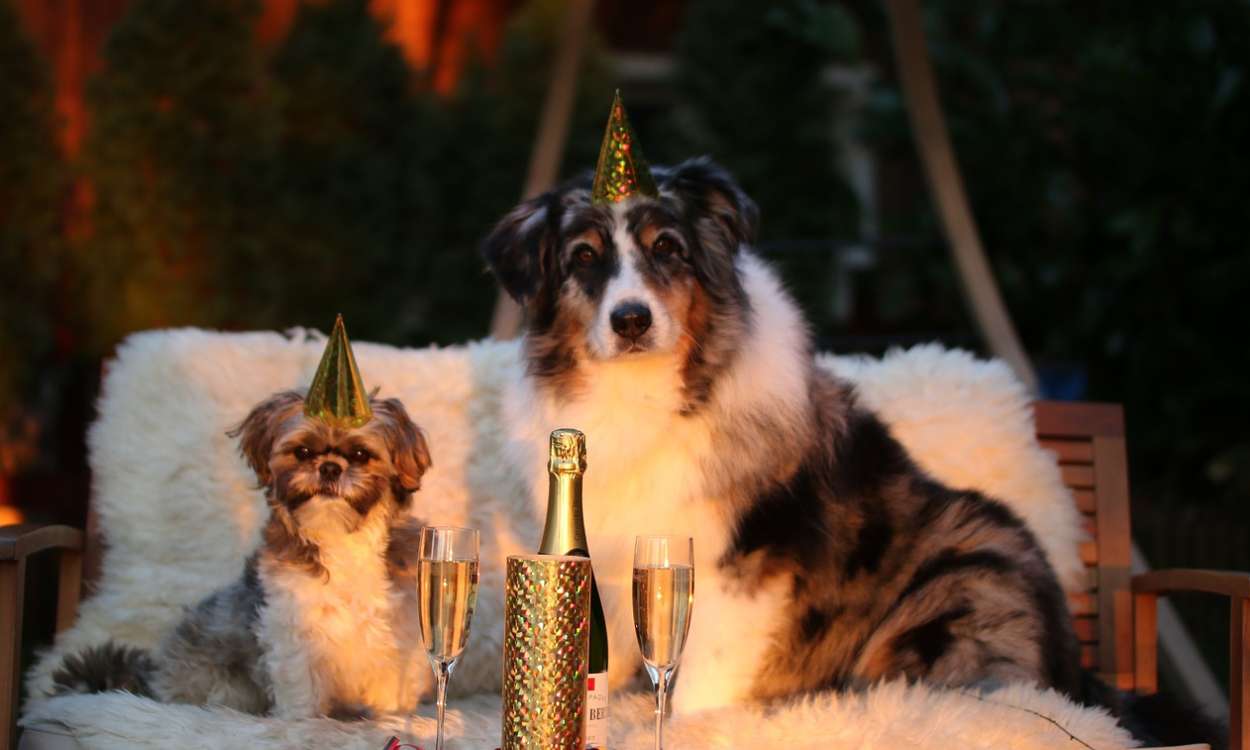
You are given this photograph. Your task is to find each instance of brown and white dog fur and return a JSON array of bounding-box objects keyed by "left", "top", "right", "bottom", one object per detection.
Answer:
[
  {"left": 483, "top": 157, "right": 1082, "bottom": 715},
  {"left": 53, "top": 392, "right": 434, "bottom": 719}
]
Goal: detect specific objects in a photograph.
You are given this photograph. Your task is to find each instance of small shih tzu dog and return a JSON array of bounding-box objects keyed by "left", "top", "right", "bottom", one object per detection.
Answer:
[{"left": 55, "top": 319, "right": 434, "bottom": 719}]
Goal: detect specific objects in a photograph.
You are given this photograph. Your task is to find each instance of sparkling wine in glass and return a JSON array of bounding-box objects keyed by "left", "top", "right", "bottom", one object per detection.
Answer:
[
  {"left": 633, "top": 536, "right": 694, "bottom": 750},
  {"left": 418, "top": 526, "right": 479, "bottom": 750}
]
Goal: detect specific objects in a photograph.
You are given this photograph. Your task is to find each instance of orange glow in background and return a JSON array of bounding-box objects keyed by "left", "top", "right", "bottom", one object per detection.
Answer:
[{"left": 15, "top": 0, "right": 513, "bottom": 158}]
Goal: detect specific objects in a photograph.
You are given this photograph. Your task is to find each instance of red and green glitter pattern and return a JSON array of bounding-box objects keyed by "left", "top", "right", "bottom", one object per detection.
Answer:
[{"left": 591, "top": 90, "right": 658, "bottom": 205}]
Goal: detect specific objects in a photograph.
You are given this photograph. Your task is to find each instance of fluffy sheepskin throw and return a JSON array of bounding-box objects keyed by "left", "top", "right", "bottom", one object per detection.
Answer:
[{"left": 21, "top": 329, "right": 1131, "bottom": 750}]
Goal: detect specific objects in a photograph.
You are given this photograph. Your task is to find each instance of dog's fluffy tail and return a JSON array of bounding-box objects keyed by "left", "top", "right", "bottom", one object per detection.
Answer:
[
  {"left": 1081, "top": 670, "right": 1227, "bottom": 750},
  {"left": 51, "top": 641, "right": 157, "bottom": 698}
]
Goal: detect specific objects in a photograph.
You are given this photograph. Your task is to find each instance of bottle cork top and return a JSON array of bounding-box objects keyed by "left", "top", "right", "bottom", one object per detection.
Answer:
[{"left": 548, "top": 428, "right": 587, "bottom": 475}]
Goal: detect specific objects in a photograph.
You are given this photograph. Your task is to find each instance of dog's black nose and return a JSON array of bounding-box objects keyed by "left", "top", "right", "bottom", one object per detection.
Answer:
[
  {"left": 319, "top": 462, "right": 342, "bottom": 481},
  {"left": 610, "top": 302, "right": 652, "bottom": 339}
]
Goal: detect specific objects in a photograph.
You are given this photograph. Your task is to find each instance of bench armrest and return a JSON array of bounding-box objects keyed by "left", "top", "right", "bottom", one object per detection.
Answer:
[
  {"left": 0, "top": 525, "right": 83, "bottom": 563},
  {"left": 1, "top": 524, "right": 84, "bottom": 750},
  {"left": 1134, "top": 569, "right": 1250, "bottom": 599},
  {"left": 1133, "top": 568, "right": 1250, "bottom": 750}
]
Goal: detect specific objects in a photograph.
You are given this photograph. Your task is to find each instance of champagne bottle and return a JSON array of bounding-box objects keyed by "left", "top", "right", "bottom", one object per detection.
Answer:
[{"left": 539, "top": 428, "right": 609, "bottom": 749}]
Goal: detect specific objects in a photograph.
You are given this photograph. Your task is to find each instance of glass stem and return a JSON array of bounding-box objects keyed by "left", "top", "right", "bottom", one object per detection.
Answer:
[
  {"left": 434, "top": 661, "right": 450, "bottom": 750},
  {"left": 654, "top": 668, "right": 669, "bottom": 750}
]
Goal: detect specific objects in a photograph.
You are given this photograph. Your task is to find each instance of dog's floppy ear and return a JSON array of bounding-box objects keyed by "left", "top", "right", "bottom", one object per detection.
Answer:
[
  {"left": 663, "top": 157, "right": 760, "bottom": 251},
  {"left": 372, "top": 398, "right": 432, "bottom": 496},
  {"left": 228, "top": 391, "right": 303, "bottom": 487},
  {"left": 480, "top": 191, "right": 561, "bottom": 305},
  {"left": 661, "top": 157, "right": 758, "bottom": 297}
]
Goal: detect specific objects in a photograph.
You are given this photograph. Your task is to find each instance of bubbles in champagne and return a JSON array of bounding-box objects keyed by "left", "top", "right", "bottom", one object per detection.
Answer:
[
  {"left": 419, "top": 559, "right": 479, "bottom": 663},
  {"left": 632, "top": 564, "right": 694, "bottom": 669}
]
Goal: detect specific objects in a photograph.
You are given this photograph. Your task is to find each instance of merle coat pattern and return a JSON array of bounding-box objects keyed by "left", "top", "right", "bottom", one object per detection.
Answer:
[{"left": 482, "top": 157, "right": 1082, "bottom": 704}]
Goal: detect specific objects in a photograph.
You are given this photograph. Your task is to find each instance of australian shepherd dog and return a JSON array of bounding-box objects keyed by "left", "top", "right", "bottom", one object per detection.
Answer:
[{"left": 482, "top": 157, "right": 1082, "bottom": 715}]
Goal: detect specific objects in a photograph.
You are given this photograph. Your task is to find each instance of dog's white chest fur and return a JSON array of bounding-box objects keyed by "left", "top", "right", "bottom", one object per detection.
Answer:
[
  {"left": 492, "top": 255, "right": 819, "bottom": 713},
  {"left": 257, "top": 507, "right": 426, "bottom": 717},
  {"left": 500, "top": 344, "right": 790, "bottom": 714}
]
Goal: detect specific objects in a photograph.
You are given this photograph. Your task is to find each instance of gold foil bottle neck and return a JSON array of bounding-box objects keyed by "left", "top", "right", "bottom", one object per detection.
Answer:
[
  {"left": 548, "top": 428, "right": 587, "bottom": 475},
  {"left": 541, "top": 428, "right": 589, "bottom": 556}
]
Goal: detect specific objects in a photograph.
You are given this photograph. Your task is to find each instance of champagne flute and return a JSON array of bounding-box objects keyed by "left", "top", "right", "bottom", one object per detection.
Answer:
[
  {"left": 418, "top": 526, "right": 480, "bottom": 750},
  {"left": 633, "top": 535, "right": 695, "bottom": 750}
]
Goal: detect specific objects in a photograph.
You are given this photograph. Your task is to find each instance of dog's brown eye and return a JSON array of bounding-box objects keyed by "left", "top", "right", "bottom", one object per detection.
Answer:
[
  {"left": 294, "top": 446, "right": 312, "bottom": 461},
  {"left": 573, "top": 244, "right": 597, "bottom": 266},
  {"left": 652, "top": 236, "right": 678, "bottom": 258},
  {"left": 348, "top": 448, "right": 371, "bottom": 465}
]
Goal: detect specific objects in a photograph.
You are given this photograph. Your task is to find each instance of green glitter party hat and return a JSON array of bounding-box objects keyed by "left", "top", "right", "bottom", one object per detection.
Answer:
[
  {"left": 305, "top": 314, "right": 372, "bottom": 428},
  {"left": 591, "top": 90, "right": 658, "bottom": 205}
]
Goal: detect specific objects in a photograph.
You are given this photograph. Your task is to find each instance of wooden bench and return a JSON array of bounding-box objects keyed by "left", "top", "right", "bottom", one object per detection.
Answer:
[
  {"left": 1040, "top": 400, "right": 1248, "bottom": 750},
  {"left": 1036, "top": 400, "right": 1136, "bottom": 689},
  {"left": 1, "top": 400, "right": 1244, "bottom": 749}
]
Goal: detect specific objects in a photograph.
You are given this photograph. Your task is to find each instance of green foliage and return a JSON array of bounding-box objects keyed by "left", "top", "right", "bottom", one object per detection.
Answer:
[
  {"left": 67, "top": 0, "right": 618, "bottom": 349},
  {"left": 404, "top": 0, "right": 613, "bottom": 342},
  {"left": 0, "top": 0, "right": 66, "bottom": 418},
  {"left": 267, "top": 0, "right": 437, "bottom": 340},
  {"left": 666, "top": 0, "right": 859, "bottom": 241},
  {"left": 664, "top": 0, "right": 861, "bottom": 326},
  {"left": 867, "top": 1, "right": 1250, "bottom": 509},
  {"left": 487, "top": 0, "right": 612, "bottom": 177},
  {"left": 76, "top": 0, "right": 280, "bottom": 352}
]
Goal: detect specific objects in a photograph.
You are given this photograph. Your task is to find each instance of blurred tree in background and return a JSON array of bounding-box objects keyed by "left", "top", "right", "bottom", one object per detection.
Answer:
[
  {"left": 269, "top": 0, "right": 437, "bottom": 340},
  {"left": 0, "top": 0, "right": 66, "bottom": 470},
  {"left": 412, "top": 0, "right": 612, "bottom": 342},
  {"left": 76, "top": 0, "right": 280, "bottom": 353},
  {"left": 865, "top": 1, "right": 1250, "bottom": 514},
  {"left": 667, "top": 0, "right": 860, "bottom": 242},
  {"left": 64, "top": 0, "right": 613, "bottom": 351},
  {"left": 664, "top": 0, "right": 862, "bottom": 314}
]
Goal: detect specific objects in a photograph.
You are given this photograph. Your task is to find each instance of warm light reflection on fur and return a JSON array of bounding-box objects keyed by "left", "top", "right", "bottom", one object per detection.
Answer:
[
  {"left": 52, "top": 391, "right": 434, "bottom": 719},
  {"left": 484, "top": 156, "right": 1084, "bottom": 717}
]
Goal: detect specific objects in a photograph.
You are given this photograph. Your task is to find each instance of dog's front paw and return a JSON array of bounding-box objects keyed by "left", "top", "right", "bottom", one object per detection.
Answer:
[
  {"left": 386, "top": 516, "right": 428, "bottom": 579},
  {"left": 327, "top": 702, "right": 374, "bottom": 721}
]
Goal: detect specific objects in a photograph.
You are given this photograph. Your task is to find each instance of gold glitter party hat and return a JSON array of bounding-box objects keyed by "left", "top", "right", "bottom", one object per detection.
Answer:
[
  {"left": 591, "top": 90, "right": 658, "bottom": 205},
  {"left": 305, "top": 314, "right": 373, "bottom": 428}
]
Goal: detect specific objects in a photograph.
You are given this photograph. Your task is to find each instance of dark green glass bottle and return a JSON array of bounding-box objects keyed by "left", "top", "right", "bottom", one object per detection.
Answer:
[{"left": 538, "top": 428, "right": 608, "bottom": 748}]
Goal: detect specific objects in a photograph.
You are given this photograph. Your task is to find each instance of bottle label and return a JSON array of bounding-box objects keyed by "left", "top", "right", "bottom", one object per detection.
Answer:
[{"left": 585, "top": 671, "right": 609, "bottom": 749}]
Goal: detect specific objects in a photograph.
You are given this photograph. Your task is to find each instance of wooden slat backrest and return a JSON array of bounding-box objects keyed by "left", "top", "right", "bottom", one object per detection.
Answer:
[{"left": 1035, "top": 401, "right": 1134, "bottom": 690}]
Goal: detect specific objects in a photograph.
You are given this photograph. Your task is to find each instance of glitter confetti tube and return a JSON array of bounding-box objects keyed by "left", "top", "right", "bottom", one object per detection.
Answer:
[{"left": 502, "top": 554, "right": 593, "bottom": 750}]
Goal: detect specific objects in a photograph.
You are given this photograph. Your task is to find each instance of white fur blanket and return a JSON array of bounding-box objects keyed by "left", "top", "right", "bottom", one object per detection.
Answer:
[
  {"left": 21, "top": 329, "right": 1130, "bottom": 749},
  {"left": 25, "top": 683, "right": 1131, "bottom": 750}
]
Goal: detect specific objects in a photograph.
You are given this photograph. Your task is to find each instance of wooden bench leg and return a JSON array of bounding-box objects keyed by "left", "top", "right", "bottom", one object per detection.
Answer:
[
  {"left": 55, "top": 548, "right": 82, "bottom": 634},
  {"left": 1233, "top": 596, "right": 1250, "bottom": 750},
  {"left": 1134, "top": 590, "right": 1158, "bottom": 695},
  {"left": 0, "top": 524, "right": 85, "bottom": 750},
  {"left": 0, "top": 559, "right": 26, "bottom": 750}
]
